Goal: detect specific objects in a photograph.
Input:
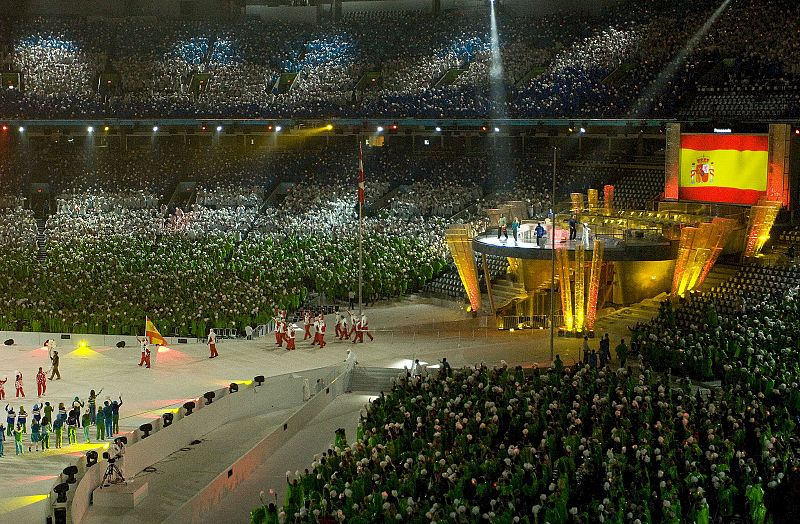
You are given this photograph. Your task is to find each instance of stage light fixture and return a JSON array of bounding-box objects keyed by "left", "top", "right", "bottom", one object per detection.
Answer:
[
  {"left": 152, "top": 126, "right": 159, "bottom": 132},
  {"left": 229, "top": 383, "right": 239, "bottom": 393},
  {"left": 216, "top": 125, "right": 223, "bottom": 132},
  {"left": 376, "top": 126, "right": 384, "bottom": 132},
  {"left": 391, "top": 124, "right": 398, "bottom": 130},
  {"left": 325, "top": 124, "right": 333, "bottom": 131},
  {"left": 103, "top": 126, "right": 109, "bottom": 132},
  {"left": 579, "top": 127, "right": 586, "bottom": 134},
  {"left": 435, "top": 127, "right": 442, "bottom": 132},
  {"left": 1, "top": 124, "right": 7, "bottom": 131},
  {"left": 493, "top": 127, "right": 500, "bottom": 133},
  {"left": 275, "top": 125, "right": 282, "bottom": 132},
  {"left": 87, "top": 126, "right": 94, "bottom": 133},
  {"left": 18, "top": 126, "right": 24, "bottom": 133}
]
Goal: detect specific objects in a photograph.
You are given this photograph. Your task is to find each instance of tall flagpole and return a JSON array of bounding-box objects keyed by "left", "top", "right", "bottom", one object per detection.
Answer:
[
  {"left": 358, "top": 143, "right": 364, "bottom": 316},
  {"left": 550, "top": 147, "right": 556, "bottom": 362}
]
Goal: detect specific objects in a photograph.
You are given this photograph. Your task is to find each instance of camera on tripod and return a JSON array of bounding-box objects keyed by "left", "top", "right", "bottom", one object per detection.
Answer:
[{"left": 101, "top": 437, "right": 127, "bottom": 488}]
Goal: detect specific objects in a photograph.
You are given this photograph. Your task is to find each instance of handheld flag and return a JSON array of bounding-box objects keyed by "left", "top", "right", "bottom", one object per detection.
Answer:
[
  {"left": 357, "top": 143, "right": 365, "bottom": 204},
  {"left": 145, "top": 317, "right": 168, "bottom": 346}
]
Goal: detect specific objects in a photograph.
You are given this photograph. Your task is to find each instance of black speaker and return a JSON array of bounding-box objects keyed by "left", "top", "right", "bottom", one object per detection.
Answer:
[
  {"left": 116, "top": 341, "right": 125, "bottom": 348},
  {"left": 4, "top": 339, "right": 13, "bottom": 345},
  {"left": 229, "top": 383, "right": 239, "bottom": 393},
  {"left": 203, "top": 391, "right": 215, "bottom": 405},
  {"left": 183, "top": 401, "right": 196, "bottom": 415},
  {"left": 139, "top": 423, "right": 153, "bottom": 439},
  {"left": 163, "top": 412, "right": 174, "bottom": 427}
]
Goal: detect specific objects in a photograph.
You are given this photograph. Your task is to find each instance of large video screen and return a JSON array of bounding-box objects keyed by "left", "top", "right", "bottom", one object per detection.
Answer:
[{"left": 679, "top": 134, "right": 768, "bottom": 205}]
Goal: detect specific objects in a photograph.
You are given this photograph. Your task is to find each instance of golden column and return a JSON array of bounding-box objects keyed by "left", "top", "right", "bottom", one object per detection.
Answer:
[
  {"left": 586, "top": 239, "right": 605, "bottom": 331},
  {"left": 587, "top": 189, "right": 599, "bottom": 214},
  {"left": 556, "top": 245, "right": 573, "bottom": 332},
  {"left": 574, "top": 244, "right": 586, "bottom": 332},
  {"left": 445, "top": 224, "right": 482, "bottom": 312},
  {"left": 743, "top": 200, "right": 780, "bottom": 259},
  {"left": 603, "top": 185, "right": 615, "bottom": 215}
]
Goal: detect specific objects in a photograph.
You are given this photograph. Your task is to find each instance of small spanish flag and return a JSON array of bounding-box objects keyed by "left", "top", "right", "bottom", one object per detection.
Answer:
[{"left": 145, "top": 317, "right": 168, "bottom": 346}]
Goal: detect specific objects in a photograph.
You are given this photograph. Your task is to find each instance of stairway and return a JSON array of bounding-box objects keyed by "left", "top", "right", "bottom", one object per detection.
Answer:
[
  {"left": 35, "top": 218, "right": 48, "bottom": 262},
  {"left": 594, "top": 292, "right": 669, "bottom": 332},
  {"left": 491, "top": 277, "right": 528, "bottom": 309},
  {"left": 347, "top": 367, "right": 403, "bottom": 393}
]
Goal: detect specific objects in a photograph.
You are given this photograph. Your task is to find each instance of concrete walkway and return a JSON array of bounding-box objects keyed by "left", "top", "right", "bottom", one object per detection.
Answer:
[{"left": 200, "top": 394, "right": 369, "bottom": 524}]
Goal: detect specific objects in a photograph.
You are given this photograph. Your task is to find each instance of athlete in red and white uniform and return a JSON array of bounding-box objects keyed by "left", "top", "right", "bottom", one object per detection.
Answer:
[
  {"left": 353, "top": 314, "right": 374, "bottom": 343},
  {"left": 286, "top": 323, "right": 296, "bottom": 350},
  {"left": 303, "top": 311, "right": 312, "bottom": 340},
  {"left": 316, "top": 314, "right": 326, "bottom": 348}
]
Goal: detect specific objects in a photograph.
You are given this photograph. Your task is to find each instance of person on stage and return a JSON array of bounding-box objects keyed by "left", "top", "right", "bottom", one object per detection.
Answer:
[
  {"left": 334, "top": 312, "right": 343, "bottom": 339},
  {"left": 497, "top": 214, "right": 508, "bottom": 241},
  {"left": 207, "top": 328, "right": 219, "bottom": 358},
  {"left": 535, "top": 223, "right": 545, "bottom": 248},
  {"left": 568, "top": 215, "right": 577, "bottom": 240},
  {"left": 512, "top": 216, "right": 520, "bottom": 244},
  {"left": 582, "top": 221, "right": 591, "bottom": 248},
  {"left": 0, "top": 376, "right": 5, "bottom": 401}
]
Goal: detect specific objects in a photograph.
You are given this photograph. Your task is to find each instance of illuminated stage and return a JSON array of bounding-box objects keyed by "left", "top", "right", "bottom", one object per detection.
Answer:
[{"left": 474, "top": 232, "right": 675, "bottom": 261}]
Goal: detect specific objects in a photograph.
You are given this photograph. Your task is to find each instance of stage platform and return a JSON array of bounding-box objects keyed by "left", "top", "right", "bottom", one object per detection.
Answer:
[{"left": 473, "top": 233, "right": 676, "bottom": 261}]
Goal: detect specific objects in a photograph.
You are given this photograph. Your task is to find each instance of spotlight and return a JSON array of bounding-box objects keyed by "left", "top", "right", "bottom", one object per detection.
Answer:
[
  {"left": 391, "top": 124, "right": 398, "bottom": 130},
  {"left": 216, "top": 125, "right": 223, "bottom": 132},
  {"left": 79, "top": 340, "right": 88, "bottom": 348},
  {"left": 86, "top": 450, "right": 99, "bottom": 468},
  {"left": 435, "top": 127, "right": 442, "bottom": 132},
  {"left": 493, "top": 127, "right": 500, "bottom": 133},
  {"left": 87, "top": 126, "right": 94, "bottom": 133},
  {"left": 103, "top": 126, "right": 109, "bottom": 132},
  {"left": 254, "top": 375, "right": 265, "bottom": 387},
  {"left": 62, "top": 465, "right": 78, "bottom": 484},
  {"left": 18, "top": 126, "right": 24, "bottom": 133},
  {"left": 201, "top": 126, "right": 206, "bottom": 131},
  {"left": 275, "top": 125, "right": 282, "bottom": 132},
  {"left": 325, "top": 124, "right": 333, "bottom": 131},
  {"left": 376, "top": 126, "right": 384, "bottom": 133},
  {"left": 203, "top": 391, "right": 215, "bottom": 405},
  {"left": 162, "top": 412, "right": 174, "bottom": 427},
  {"left": 54, "top": 483, "right": 69, "bottom": 503},
  {"left": 152, "top": 126, "right": 159, "bottom": 132},
  {"left": 139, "top": 423, "right": 153, "bottom": 439},
  {"left": 579, "top": 127, "right": 586, "bottom": 134},
  {"left": 183, "top": 401, "right": 196, "bottom": 415},
  {"left": 1, "top": 124, "right": 7, "bottom": 131},
  {"left": 229, "top": 383, "right": 239, "bottom": 393}
]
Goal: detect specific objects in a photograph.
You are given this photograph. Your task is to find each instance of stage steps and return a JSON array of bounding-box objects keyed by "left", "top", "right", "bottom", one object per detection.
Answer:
[
  {"left": 491, "top": 278, "right": 528, "bottom": 310},
  {"left": 347, "top": 367, "right": 403, "bottom": 393},
  {"left": 594, "top": 292, "right": 669, "bottom": 332}
]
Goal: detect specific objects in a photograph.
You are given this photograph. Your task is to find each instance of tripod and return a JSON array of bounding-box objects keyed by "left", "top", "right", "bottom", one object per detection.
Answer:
[{"left": 101, "top": 458, "right": 125, "bottom": 487}]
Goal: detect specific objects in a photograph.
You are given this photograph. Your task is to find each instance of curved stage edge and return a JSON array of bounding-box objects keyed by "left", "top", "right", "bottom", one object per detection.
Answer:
[{"left": 473, "top": 234, "right": 677, "bottom": 261}]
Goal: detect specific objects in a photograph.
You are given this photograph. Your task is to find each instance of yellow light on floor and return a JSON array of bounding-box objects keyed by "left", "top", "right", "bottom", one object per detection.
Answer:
[
  {"left": 509, "top": 328, "right": 515, "bottom": 333},
  {"left": 0, "top": 494, "right": 49, "bottom": 513}
]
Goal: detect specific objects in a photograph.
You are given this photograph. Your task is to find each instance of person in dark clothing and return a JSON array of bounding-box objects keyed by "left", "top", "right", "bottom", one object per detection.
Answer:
[
  {"left": 568, "top": 216, "right": 577, "bottom": 240},
  {"left": 49, "top": 350, "right": 61, "bottom": 380},
  {"left": 535, "top": 223, "right": 545, "bottom": 247}
]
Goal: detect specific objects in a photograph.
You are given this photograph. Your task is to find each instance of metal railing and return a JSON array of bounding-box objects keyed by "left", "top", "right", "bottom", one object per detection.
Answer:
[{"left": 498, "top": 315, "right": 565, "bottom": 330}]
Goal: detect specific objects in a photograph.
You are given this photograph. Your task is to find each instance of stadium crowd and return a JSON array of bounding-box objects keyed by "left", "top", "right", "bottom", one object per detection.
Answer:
[
  {"left": 0, "top": 0, "right": 797, "bottom": 119},
  {"left": 265, "top": 358, "right": 797, "bottom": 523}
]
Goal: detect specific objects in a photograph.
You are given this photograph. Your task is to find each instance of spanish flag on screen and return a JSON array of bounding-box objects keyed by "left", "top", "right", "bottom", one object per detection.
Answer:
[
  {"left": 145, "top": 317, "right": 168, "bottom": 346},
  {"left": 679, "top": 134, "right": 769, "bottom": 205}
]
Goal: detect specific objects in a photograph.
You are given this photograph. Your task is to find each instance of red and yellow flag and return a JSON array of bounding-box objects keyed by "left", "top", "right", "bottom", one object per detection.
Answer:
[
  {"left": 679, "top": 134, "right": 768, "bottom": 205},
  {"left": 145, "top": 317, "right": 168, "bottom": 346}
]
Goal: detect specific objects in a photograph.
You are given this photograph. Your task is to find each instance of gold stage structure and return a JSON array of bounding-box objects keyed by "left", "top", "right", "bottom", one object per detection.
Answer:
[
  {"left": 742, "top": 199, "right": 780, "bottom": 259},
  {"left": 445, "top": 224, "right": 481, "bottom": 312}
]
